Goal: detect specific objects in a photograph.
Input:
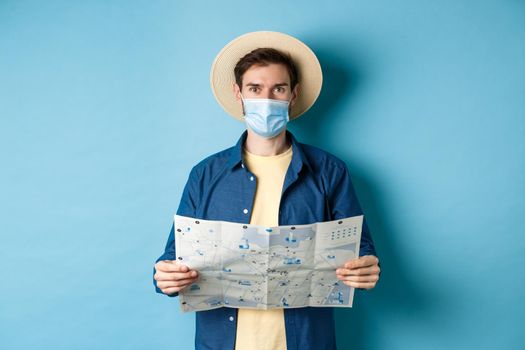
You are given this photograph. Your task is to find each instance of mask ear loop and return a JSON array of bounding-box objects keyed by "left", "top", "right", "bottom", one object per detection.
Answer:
[
  {"left": 286, "top": 91, "right": 294, "bottom": 121},
  {"left": 239, "top": 92, "right": 246, "bottom": 119}
]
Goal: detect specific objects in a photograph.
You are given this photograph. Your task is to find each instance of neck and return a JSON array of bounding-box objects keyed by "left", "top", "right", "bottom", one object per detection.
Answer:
[{"left": 244, "top": 128, "right": 291, "bottom": 156}]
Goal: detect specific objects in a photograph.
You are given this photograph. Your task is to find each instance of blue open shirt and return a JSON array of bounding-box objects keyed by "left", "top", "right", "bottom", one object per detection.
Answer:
[{"left": 154, "top": 129, "right": 378, "bottom": 350}]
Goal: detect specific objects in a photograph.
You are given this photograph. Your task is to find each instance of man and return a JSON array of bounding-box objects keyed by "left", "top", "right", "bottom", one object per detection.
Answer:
[{"left": 153, "top": 31, "right": 380, "bottom": 350}]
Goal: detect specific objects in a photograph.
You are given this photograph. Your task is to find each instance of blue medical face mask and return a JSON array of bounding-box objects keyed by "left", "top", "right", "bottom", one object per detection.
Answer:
[{"left": 241, "top": 94, "right": 291, "bottom": 139}]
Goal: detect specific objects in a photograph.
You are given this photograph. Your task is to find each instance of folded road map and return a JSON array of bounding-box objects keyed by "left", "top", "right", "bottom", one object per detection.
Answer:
[{"left": 174, "top": 214, "right": 363, "bottom": 312}]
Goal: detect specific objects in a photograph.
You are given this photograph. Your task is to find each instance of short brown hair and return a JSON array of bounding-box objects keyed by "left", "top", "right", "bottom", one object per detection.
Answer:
[{"left": 234, "top": 48, "right": 299, "bottom": 90}]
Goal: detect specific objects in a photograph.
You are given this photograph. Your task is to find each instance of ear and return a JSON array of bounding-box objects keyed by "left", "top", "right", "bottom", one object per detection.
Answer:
[
  {"left": 290, "top": 83, "right": 300, "bottom": 107},
  {"left": 233, "top": 82, "right": 242, "bottom": 102},
  {"left": 232, "top": 82, "right": 245, "bottom": 115}
]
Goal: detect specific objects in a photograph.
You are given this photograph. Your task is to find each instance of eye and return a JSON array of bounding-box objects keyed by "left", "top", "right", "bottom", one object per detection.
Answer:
[
  {"left": 274, "top": 86, "right": 285, "bottom": 93},
  {"left": 248, "top": 87, "right": 259, "bottom": 92}
]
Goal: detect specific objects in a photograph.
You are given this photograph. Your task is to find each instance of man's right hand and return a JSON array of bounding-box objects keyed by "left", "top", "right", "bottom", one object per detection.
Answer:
[{"left": 154, "top": 260, "right": 199, "bottom": 295}]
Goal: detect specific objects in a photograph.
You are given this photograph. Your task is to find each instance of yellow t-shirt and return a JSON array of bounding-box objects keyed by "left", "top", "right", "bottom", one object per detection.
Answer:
[{"left": 234, "top": 144, "right": 293, "bottom": 350}]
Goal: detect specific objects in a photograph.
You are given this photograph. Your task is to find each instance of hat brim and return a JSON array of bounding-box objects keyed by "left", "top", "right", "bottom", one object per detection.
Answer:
[{"left": 210, "top": 31, "right": 323, "bottom": 121}]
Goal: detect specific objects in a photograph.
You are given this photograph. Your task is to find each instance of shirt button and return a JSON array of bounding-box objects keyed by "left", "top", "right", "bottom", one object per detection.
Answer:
[
  {"left": 229, "top": 316, "right": 234, "bottom": 321},
  {"left": 243, "top": 208, "right": 248, "bottom": 214},
  {"left": 250, "top": 176, "right": 254, "bottom": 181},
  {"left": 241, "top": 163, "right": 245, "bottom": 168}
]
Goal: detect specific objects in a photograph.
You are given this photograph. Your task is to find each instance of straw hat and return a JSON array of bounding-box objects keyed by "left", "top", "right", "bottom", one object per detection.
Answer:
[{"left": 210, "top": 31, "right": 323, "bottom": 121}]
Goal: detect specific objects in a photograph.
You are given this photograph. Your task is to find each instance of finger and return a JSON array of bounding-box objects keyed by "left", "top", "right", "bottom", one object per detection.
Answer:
[
  {"left": 155, "top": 270, "right": 198, "bottom": 281},
  {"left": 163, "top": 286, "right": 182, "bottom": 295},
  {"left": 162, "top": 277, "right": 199, "bottom": 294},
  {"left": 342, "top": 280, "right": 377, "bottom": 289},
  {"left": 344, "top": 255, "right": 379, "bottom": 269},
  {"left": 343, "top": 255, "right": 378, "bottom": 269},
  {"left": 155, "top": 260, "right": 190, "bottom": 273},
  {"left": 336, "top": 266, "right": 380, "bottom": 276},
  {"left": 157, "top": 260, "right": 190, "bottom": 272},
  {"left": 154, "top": 269, "right": 198, "bottom": 281},
  {"left": 337, "top": 274, "right": 379, "bottom": 283},
  {"left": 157, "top": 277, "right": 198, "bottom": 289}
]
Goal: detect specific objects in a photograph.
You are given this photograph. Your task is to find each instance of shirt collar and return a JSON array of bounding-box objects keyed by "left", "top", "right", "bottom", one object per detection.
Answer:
[{"left": 227, "top": 129, "right": 312, "bottom": 174}]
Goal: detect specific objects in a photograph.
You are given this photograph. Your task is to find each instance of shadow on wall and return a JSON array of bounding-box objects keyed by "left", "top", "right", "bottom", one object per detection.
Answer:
[{"left": 292, "top": 44, "right": 442, "bottom": 349}]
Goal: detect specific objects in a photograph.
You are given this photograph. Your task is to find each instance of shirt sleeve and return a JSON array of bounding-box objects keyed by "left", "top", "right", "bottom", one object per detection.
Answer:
[
  {"left": 153, "top": 165, "right": 201, "bottom": 297},
  {"left": 326, "top": 163, "right": 379, "bottom": 260}
]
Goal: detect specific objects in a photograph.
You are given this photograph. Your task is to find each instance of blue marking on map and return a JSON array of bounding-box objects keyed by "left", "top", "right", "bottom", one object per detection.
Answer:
[
  {"left": 285, "top": 235, "right": 297, "bottom": 243},
  {"left": 269, "top": 226, "right": 315, "bottom": 248},
  {"left": 200, "top": 296, "right": 223, "bottom": 307},
  {"left": 337, "top": 291, "right": 343, "bottom": 304},
  {"left": 223, "top": 296, "right": 259, "bottom": 308},
  {"left": 239, "top": 238, "right": 249, "bottom": 249},
  {"left": 240, "top": 227, "right": 270, "bottom": 249},
  {"left": 325, "top": 283, "right": 350, "bottom": 305},
  {"left": 284, "top": 257, "right": 302, "bottom": 265}
]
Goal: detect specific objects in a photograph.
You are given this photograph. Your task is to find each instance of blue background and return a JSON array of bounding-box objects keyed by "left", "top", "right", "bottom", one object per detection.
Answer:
[{"left": 1, "top": 1, "right": 524, "bottom": 349}]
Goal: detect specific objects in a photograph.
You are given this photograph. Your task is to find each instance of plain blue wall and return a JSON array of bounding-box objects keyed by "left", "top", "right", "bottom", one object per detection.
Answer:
[{"left": 1, "top": 1, "right": 524, "bottom": 349}]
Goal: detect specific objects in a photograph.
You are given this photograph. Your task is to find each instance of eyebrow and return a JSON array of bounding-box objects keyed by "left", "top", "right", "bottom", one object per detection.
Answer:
[{"left": 245, "top": 82, "right": 289, "bottom": 87}]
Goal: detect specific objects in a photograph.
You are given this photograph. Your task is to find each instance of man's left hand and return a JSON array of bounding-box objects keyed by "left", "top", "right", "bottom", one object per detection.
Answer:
[{"left": 336, "top": 255, "right": 380, "bottom": 290}]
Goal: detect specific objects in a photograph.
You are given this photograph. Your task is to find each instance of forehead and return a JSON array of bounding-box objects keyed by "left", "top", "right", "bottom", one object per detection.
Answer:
[{"left": 242, "top": 63, "right": 290, "bottom": 84}]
